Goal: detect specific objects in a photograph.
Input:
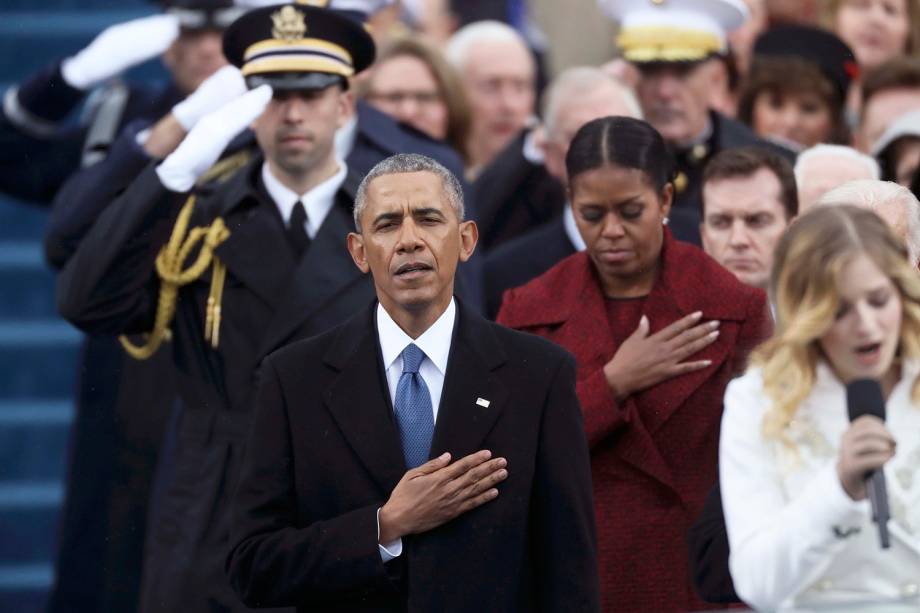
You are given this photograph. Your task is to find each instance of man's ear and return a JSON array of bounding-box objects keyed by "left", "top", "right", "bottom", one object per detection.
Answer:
[
  {"left": 458, "top": 220, "right": 478, "bottom": 263},
  {"left": 338, "top": 88, "right": 355, "bottom": 128},
  {"left": 346, "top": 232, "right": 370, "bottom": 273},
  {"left": 660, "top": 182, "right": 674, "bottom": 220}
]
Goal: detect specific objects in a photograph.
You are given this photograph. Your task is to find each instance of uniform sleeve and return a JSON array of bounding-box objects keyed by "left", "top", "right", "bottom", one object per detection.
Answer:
[
  {"left": 55, "top": 163, "right": 188, "bottom": 335},
  {"left": 531, "top": 354, "right": 601, "bottom": 612},
  {"left": 0, "top": 62, "right": 87, "bottom": 204},
  {"left": 45, "top": 121, "right": 156, "bottom": 269},
  {"left": 226, "top": 357, "right": 391, "bottom": 608},
  {"left": 720, "top": 373, "right": 867, "bottom": 611}
]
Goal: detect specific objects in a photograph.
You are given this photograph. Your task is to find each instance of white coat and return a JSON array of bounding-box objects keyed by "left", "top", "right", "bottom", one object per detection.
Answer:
[{"left": 720, "top": 360, "right": 920, "bottom": 611}]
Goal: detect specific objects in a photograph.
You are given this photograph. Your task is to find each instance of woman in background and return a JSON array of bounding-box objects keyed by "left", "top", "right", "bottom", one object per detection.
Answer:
[
  {"left": 828, "top": 0, "right": 916, "bottom": 74},
  {"left": 357, "top": 35, "right": 470, "bottom": 162},
  {"left": 721, "top": 204, "right": 920, "bottom": 610},
  {"left": 498, "top": 116, "right": 770, "bottom": 611},
  {"left": 737, "top": 25, "right": 855, "bottom": 151}
]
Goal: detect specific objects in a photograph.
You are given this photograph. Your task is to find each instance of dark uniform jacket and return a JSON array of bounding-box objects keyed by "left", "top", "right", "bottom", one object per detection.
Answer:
[
  {"left": 669, "top": 111, "right": 795, "bottom": 246},
  {"left": 0, "top": 61, "right": 182, "bottom": 206},
  {"left": 56, "top": 156, "right": 377, "bottom": 613},
  {"left": 226, "top": 300, "right": 600, "bottom": 612},
  {"left": 472, "top": 130, "right": 565, "bottom": 253}
]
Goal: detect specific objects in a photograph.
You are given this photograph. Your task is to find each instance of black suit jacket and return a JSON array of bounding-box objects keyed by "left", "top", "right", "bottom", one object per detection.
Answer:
[
  {"left": 472, "top": 130, "right": 566, "bottom": 253},
  {"left": 687, "top": 482, "right": 740, "bottom": 604},
  {"left": 483, "top": 216, "right": 576, "bottom": 319},
  {"left": 227, "top": 300, "right": 600, "bottom": 612}
]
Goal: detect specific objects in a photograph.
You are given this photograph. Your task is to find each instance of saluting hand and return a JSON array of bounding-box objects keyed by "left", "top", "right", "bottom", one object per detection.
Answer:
[
  {"left": 61, "top": 15, "right": 180, "bottom": 91},
  {"left": 378, "top": 450, "right": 507, "bottom": 544},
  {"left": 837, "top": 415, "right": 896, "bottom": 501},
  {"left": 155, "top": 84, "right": 272, "bottom": 193},
  {"left": 604, "top": 311, "right": 720, "bottom": 400}
]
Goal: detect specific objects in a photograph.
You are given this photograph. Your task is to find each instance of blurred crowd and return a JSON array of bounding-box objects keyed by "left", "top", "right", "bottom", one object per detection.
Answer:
[{"left": 3, "top": 0, "right": 920, "bottom": 611}]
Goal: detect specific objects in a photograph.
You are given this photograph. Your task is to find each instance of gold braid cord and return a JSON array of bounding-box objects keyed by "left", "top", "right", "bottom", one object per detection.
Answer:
[{"left": 119, "top": 195, "right": 231, "bottom": 360}]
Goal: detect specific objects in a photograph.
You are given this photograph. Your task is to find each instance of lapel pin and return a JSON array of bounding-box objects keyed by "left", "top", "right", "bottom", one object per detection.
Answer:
[{"left": 476, "top": 397, "right": 490, "bottom": 408}]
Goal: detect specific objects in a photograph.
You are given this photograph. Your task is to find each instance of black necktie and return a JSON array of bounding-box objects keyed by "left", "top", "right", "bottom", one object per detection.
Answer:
[{"left": 288, "top": 201, "right": 310, "bottom": 257}]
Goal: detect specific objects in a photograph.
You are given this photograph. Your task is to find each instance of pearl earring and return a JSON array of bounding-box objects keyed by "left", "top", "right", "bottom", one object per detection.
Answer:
[{"left": 662, "top": 217, "right": 670, "bottom": 226}]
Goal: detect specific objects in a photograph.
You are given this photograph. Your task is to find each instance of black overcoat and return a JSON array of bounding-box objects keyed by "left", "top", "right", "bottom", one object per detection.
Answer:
[{"left": 227, "top": 300, "right": 600, "bottom": 613}]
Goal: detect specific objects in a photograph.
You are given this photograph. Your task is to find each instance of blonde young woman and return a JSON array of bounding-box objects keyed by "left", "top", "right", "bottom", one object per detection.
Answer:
[{"left": 720, "top": 205, "right": 920, "bottom": 610}]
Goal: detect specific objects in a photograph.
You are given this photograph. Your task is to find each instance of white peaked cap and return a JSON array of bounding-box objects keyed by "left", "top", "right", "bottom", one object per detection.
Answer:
[{"left": 598, "top": 0, "right": 749, "bottom": 63}]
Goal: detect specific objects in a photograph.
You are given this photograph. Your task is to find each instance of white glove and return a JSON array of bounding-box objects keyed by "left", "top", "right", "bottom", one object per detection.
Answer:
[
  {"left": 171, "top": 66, "right": 247, "bottom": 131},
  {"left": 61, "top": 14, "right": 180, "bottom": 90},
  {"left": 156, "top": 85, "right": 273, "bottom": 192}
]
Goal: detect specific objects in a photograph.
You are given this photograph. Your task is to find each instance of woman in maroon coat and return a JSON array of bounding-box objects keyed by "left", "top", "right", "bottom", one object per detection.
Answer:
[{"left": 497, "top": 117, "right": 771, "bottom": 612}]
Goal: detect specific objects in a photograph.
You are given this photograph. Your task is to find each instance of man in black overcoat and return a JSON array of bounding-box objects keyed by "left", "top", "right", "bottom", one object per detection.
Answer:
[
  {"left": 226, "top": 152, "right": 600, "bottom": 612},
  {"left": 55, "top": 5, "right": 383, "bottom": 611}
]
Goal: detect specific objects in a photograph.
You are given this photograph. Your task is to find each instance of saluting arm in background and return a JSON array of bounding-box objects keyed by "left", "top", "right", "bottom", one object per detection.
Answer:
[{"left": 56, "top": 85, "right": 271, "bottom": 334}]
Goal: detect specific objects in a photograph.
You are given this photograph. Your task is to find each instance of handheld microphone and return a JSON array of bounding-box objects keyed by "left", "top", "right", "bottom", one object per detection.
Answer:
[{"left": 845, "top": 379, "right": 891, "bottom": 549}]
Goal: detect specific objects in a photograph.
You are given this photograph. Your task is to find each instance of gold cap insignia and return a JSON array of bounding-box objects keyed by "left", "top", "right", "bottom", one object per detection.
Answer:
[{"left": 272, "top": 6, "right": 307, "bottom": 42}]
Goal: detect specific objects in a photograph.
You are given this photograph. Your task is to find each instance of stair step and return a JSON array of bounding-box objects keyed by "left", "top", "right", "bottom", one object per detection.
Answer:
[
  {"left": 0, "top": 321, "right": 80, "bottom": 399},
  {"left": 0, "top": 243, "right": 57, "bottom": 320},
  {"left": 0, "top": 482, "right": 63, "bottom": 509},
  {"left": 0, "top": 401, "right": 71, "bottom": 482},
  {"left": 0, "top": 493, "right": 61, "bottom": 564},
  {"left": 0, "top": 589, "right": 47, "bottom": 613},
  {"left": 0, "top": 564, "right": 52, "bottom": 590},
  {"left": 0, "top": 199, "right": 45, "bottom": 241}
]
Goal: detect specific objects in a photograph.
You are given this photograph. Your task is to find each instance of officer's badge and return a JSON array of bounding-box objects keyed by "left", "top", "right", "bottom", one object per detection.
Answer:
[
  {"left": 674, "top": 171, "right": 688, "bottom": 194},
  {"left": 272, "top": 6, "right": 307, "bottom": 42}
]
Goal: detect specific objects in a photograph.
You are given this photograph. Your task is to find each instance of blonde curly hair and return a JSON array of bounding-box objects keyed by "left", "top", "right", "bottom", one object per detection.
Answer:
[{"left": 753, "top": 204, "right": 920, "bottom": 444}]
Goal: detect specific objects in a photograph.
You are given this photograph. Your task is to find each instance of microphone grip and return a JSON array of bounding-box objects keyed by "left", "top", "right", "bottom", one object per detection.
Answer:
[{"left": 866, "top": 470, "right": 891, "bottom": 549}]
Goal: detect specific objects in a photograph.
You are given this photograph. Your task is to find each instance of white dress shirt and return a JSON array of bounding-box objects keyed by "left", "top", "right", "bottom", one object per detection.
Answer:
[
  {"left": 261, "top": 161, "right": 346, "bottom": 239},
  {"left": 374, "top": 298, "right": 457, "bottom": 562},
  {"left": 720, "top": 360, "right": 920, "bottom": 611}
]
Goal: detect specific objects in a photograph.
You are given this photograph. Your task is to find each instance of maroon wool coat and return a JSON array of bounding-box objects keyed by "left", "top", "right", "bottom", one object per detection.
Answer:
[{"left": 497, "top": 232, "right": 770, "bottom": 612}]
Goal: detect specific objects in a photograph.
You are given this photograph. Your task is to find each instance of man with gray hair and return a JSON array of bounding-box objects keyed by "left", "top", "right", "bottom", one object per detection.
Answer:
[
  {"left": 482, "top": 66, "right": 641, "bottom": 317},
  {"left": 817, "top": 179, "right": 920, "bottom": 267},
  {"left": 445, "top": 20, "right": 537, "bottom": 177},
  {"left": 227, "top": 152, "right": 600, "bottom": 611},
  {"left": 794, "top": 144, "right": 881, "bottom": 211}
]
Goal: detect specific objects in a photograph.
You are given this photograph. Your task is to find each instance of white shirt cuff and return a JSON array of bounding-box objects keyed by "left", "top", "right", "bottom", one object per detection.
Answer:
[
  {"left": 135, "top": 127, "right": 152, "bottom": 148},
  {"left": 376, "top": 507, "right": 403, "bottom": 562}
]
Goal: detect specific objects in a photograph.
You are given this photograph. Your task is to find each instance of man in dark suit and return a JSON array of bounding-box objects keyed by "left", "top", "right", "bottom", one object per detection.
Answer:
[
  {"left": 226, "top": 152, "right": 600, "bottom": 612},
  {"left": 55, "top": 5, "right": 384, "bottom": 611}
]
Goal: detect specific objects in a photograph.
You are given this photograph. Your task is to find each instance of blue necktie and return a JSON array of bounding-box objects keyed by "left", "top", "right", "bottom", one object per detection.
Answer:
[{"left": 394, "top": 343, "right": 434, "bottom": 469}]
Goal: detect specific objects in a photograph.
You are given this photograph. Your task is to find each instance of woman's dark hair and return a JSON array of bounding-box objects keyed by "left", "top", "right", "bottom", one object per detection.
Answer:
[
  {"left": 737, "top": 57, "right": 850, "bottom": 146},
  {"left": 565, "top": 116, "right": 675, "bottom": 191}
]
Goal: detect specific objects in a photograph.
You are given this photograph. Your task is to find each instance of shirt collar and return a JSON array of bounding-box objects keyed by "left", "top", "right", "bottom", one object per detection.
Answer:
[
  {"left": 335, "top": 115, "right": 358, "bottom": 161},
  {"left": 261, "top": 161, "right": 347, "bottom": 238},
  {"left": 376, "top": 298, "right": 456, "bottom": 376},
  {"left": 563, "top": 204, "right": 586, "bottom": 251}
]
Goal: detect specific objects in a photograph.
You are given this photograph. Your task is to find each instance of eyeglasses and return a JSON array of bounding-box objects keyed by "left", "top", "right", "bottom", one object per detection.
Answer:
[{"left": 366, "top": 90, "right": 443, "bottom": 107}]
